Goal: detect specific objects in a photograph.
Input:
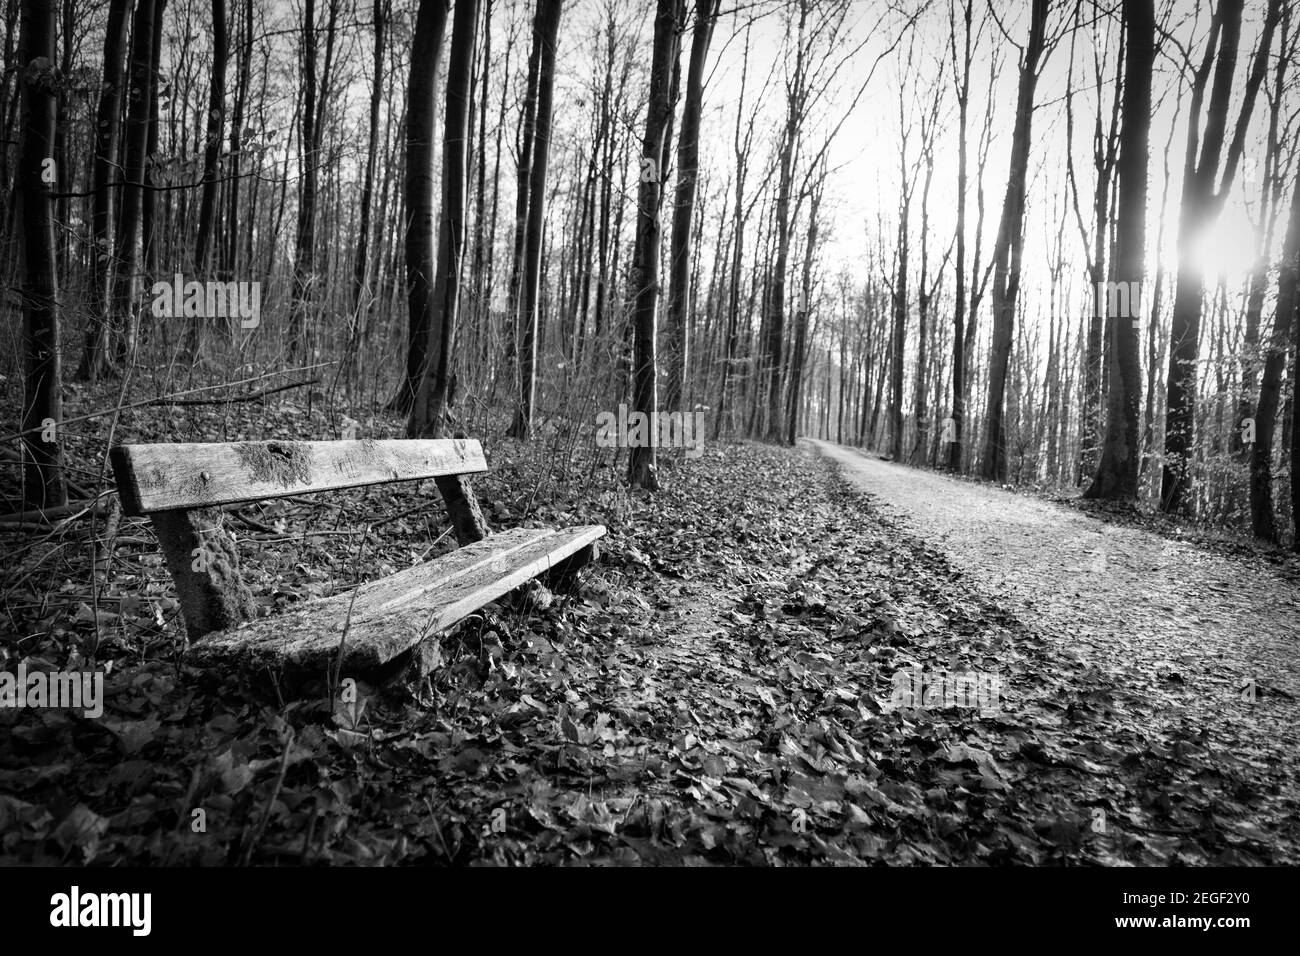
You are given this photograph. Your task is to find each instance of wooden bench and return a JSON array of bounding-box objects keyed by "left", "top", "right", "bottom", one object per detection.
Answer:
[{"left": 110, "top": 438, "right": 604, "bottom": 678}]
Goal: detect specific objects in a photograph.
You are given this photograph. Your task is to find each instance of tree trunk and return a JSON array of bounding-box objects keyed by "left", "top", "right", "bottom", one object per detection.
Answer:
[
  {"left": 786, "top": 176, "right": 823, "bottom": 444},
  {"left": 194, "top": 0, "right": 228, "bottom": 273},
  {"left": 715, "top": 20, "right": 755, "bottom": 441},
  {"left": 225, "top": 0, "right": 253, "bottom": 274},
  {"left": 980, "top": 0, "right": 1048, "bottom": 481},
  {"left": 110, "top": 0, "right": 160, "bottom": 366},
  {"left": 1085, "top": 0, "right": 1153, "bottom": 500},
  {"left": 352, "top": 0, "right": 387, "bottom": 317},
  {"left": 287, "top": 0, "right": 341, "bottom": 361},
  {"left": 410, "top": 0, "right": 481, "bottom": 438},
  {"left": 399, "top": 0, "right": 450, "bottom": 414},
  {"left": 764, "top": 0, "right": 811, "bottom": 441},
  {"left": 140, "top": 2, "right": 166, "bottom": 276},
  {"left": 508, "top": 0, "right": 562, "bottom": 439},
  {"left": 1161, "top": 0, "right": 1278, "bottom": 512},
  {"left": 664, "top": 0, "right": 718, "bottom": 412},
  {"left": 1251, "top": 168, "right": 1300, "bottom": 539},
  {"left": 628, "top": 0, "right": 682, "bottom": 487},
  {"left": 502, "top": 2, "right": 541, "bottom": 399},
  {"left": 946, "top": 0, "right": 972, "bottom": 470},
  {"left": 287, "top": 0, "right": 321, "bottom": 360},
  {"left": 17, "top": 0, "right": 65, "bottom": 509},
  {"left": 890, "top": 193, "right": 910, "bottom": 461},
  {"left": 75, "top": 0, "right": 128, "bottom": 382}
]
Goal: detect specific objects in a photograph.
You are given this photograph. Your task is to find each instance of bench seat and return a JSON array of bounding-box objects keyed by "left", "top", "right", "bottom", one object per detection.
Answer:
[{"left": 186, "top": 525, "right": 605, "bottom": 675}]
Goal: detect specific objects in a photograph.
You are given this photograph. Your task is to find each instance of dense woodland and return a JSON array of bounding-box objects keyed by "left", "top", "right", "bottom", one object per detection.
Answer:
[
  {"left": 2, "top": 0, "right": 1299, "bottom": 540},
  {"left": 5, "top": 0, "right": 1300, "bottom": 876}
]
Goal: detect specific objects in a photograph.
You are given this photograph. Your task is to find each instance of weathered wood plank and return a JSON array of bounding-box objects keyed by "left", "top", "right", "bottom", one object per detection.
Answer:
[
  {"left": 111, "top": 438, "right": 488, "bottom": 515},
  {"left": 186, "top": 524, "right": 606, "bottom": 675}
]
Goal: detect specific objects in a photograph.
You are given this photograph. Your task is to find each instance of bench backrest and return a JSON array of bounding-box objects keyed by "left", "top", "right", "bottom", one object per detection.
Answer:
[{"left": 111, "top": 438, "right": 488, "bottom": 516}]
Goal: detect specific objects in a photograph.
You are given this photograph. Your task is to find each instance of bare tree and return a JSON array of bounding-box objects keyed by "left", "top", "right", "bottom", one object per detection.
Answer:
[
  {"left": 1085, "top": 0, "right": 1153, "bottom": 500},
  {"left": 1248, "top": 8, "right": 1295, "bottom": 540},
  {"left": 110, "top": 0, "right": 162, "bottom": 366},
  {"left": 1064, "top": 0, "right": 1122, "bottom": 485},
  {"left": 508, "top": 0, "right": 563, "bottom": 439},
  {"left": 628, "top": 0, "right": 683, "bottom": 487},
  {"left": 502, "top": 0, "right": 542, "bottom": 390},
  {"left": 398, "top": 0, "right": 451, "bottom": 413},
  {"left": 980, "top": 0, "right": 1049, "bottom": 482},
  {"left": 786, "top": 161, "right": 826, "bottom": 443},
  {"left": 664, "top": 0, "right": 719, "bottom": 412},
  {"left": 911, "top": 67, "right": 946, "bottom": 464},
  {"left": 1249, "top": 175, "right": 1297, "bottom": 532},
  {"left": 17, "top": 0, "right": 65, "bottom": 509},
  {"left": 287, "top": 0, "right": 343, "bottom": 360},
  {"left": 351, "top": 0, "right": 389, "bottom": 322},
  {"left": 74, "top": 0, "right": 128, "bottom": 382},
  {"left": 944, "top": 0, "right": 976, "bottom": 470},
  {"left": 410, "top": 0, "right": 482, "bottom": 438},
  {"left": 194, "top": 0, "right": 228, "bottom": 273},
  {"left": 1160, "top": 0, "right": 1280, "bottom": 512}
]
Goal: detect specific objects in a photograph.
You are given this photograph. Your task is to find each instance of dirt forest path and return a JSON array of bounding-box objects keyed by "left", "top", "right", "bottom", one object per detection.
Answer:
[{"left": 810, "top": 438, "right": 1300, "bottom": 832}]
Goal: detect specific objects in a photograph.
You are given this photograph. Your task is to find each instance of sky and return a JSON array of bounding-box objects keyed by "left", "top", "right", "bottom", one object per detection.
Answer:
[
  {"left": 676, "top": 0, "right": 1291, "bottom": 321},
  {"left": 216, "top": 0, "right": 1294, "bottom": 343}
]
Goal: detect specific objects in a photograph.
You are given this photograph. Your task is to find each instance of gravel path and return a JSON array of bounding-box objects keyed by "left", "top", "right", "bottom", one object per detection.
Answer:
[{"left": 810, "top": 439, "right": 1300, "bottom": 822}]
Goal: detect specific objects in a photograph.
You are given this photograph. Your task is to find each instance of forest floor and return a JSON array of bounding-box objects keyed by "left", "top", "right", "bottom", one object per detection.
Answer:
[{"left": 2, "top": 391, "right": 1299, "bottom": 865}]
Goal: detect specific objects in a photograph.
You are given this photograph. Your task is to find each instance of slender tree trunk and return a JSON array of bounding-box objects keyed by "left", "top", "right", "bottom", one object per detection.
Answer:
[
  {"left": 195, "top": 0, "right": 228, "bottom": 273},
  {"left": 225, "top": 0, "right": 253, "bottom": 274},
  {"left": 664, "top": 0, "right": 718, "bottom": 411},
  {"left": 508, "top": 0, "right": 562, "bottom": 439},
  {"left": 287, "top": 0, "right": 340, "bottom": 361},
  {"left": 715, "top": 20, "right": 754, "bottom": 441},
  {"left": 352, "top": 0, "right": 387, "bottom": 317},
  {"left": 946, "top": 0, "right": 972, "bottom": 470},
  {"left": 1293, "top": 283, "right": 1300, "bottom": 551},
  {"left": 469, "top": 0, "right": 491, "bottom": 374},
  {"left": 287, "top": 0, "right": 321, "bottom": 360},
  {"left": 75, "top": 0, "right": 128, "bottom": 381},
  {"left": 911, "top": 89, "right": 941, "bottom": 464},
  {"left": 786, "top": 176, "right": 823, "bottom": 443},
  {"left": 1251, "top": 168, "right": 1300, "bottom": 539},
  {"left": 18, "top": 0, "right": 65, "bottom": 509},
  {"left": 890, "top": 197, "right": 910, "bottom": 461},
  {"left": 503, "top": 2, "right": 540, "bottom": 391},
  {"left": 141, "top": 2, "right": 166, "bottom": 278},
  {"left": 980, "top": 0, "right": 1048, "bottom": 481},
  {"left": 111, "top": 0, "right": 160, "bottom": 365},
  {"left": 765, "top": 0, "right": 810, "bottom": 441}
]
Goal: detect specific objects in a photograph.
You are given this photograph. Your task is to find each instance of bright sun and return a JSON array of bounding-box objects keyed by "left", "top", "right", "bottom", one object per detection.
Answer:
[{"left": 1184, "top": 205, "right": 1261, "bottom": 281}]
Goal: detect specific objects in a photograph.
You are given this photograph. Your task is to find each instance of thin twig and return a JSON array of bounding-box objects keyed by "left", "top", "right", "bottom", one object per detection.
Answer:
[
  {"left": 156, "top": 377, "right": 319, "bottom": 406},
  {"left": 239, "top": 729, "right": 296, "bottom": 866}
]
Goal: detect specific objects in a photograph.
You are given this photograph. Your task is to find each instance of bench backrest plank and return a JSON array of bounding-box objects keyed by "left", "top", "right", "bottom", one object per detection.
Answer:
[{"left": 112, "top": 438, "right": 488, "bottom": 515}]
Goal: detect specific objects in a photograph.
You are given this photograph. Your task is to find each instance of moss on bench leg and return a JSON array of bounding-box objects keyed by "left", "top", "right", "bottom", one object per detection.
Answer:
[
  {"left": 150, "top": 506, "right": 255, "bottom": 640},
  {"left": 434, "top": 474, "right": 490, "bottom": 545}
]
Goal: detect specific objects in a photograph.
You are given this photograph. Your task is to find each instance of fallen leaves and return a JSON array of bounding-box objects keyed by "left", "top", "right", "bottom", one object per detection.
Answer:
[{"left": 2, "top": 391, "right": 1298, "bottom": 866}]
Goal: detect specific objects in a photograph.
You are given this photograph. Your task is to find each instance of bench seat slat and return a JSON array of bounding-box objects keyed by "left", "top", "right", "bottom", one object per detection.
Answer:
[
  {"left": 111, "top": 439, "right": 488, "bottom": 515},
  {"left": 185, "top": 525, "right": 605, "bottom": 674}
]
